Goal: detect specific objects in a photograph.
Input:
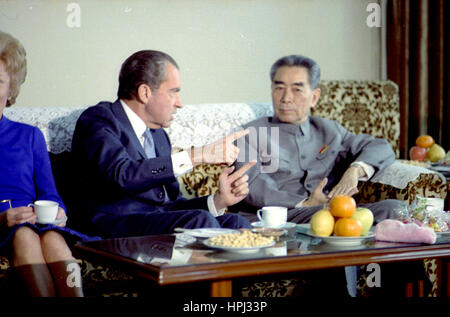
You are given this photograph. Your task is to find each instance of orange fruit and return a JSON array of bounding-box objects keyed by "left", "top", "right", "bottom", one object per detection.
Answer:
[
  {"left": 329, "top": 195, "right": 356, "bottom": 218},
  {"left": 415, "top": 135, "right": 434, "bottom": 148},
  {"left": 334, "top": 218, "right": 362, "bottom": 237}
]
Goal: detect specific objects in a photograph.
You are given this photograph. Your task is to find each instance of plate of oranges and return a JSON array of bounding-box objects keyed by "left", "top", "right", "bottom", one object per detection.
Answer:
[
  {"left": 305, "top": 195, "right": 375, "bottom": 246},
  {"left": 305, "top": 228, "right": 375, "bottom": 246}
]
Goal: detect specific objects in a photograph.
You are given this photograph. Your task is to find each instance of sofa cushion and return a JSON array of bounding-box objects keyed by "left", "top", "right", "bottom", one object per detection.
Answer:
[{"left": 313, "top": 80, "right": 400, "bottom": 157}]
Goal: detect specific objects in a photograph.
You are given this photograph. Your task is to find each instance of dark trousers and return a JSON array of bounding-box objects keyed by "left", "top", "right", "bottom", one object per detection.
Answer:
[{"left": 92, "top": 209, "right": 251, "bottom": 238}]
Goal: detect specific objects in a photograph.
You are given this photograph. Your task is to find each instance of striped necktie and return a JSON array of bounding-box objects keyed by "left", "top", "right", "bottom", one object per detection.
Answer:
[{"left": 143, "top": 129, "right": 156, "bottom": 159}]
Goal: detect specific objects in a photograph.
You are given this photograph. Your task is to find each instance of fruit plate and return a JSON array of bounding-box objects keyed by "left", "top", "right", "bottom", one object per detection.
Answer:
[
  {"left": 203, "top": 239, "right": 276, "bottom": 254},
  {"left": 297, "top": 224, "right": 375, "bottom": 246}
]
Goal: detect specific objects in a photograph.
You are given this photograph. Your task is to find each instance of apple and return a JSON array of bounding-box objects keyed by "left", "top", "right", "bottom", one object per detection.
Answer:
[
  {"left": 409, "top": 146, "right": 427, "bottom": 161},
  {"left": 350, "top": 207, "right": 374, "bottom": 236},
  {"left": 426, "top": 144, "right": 446, "bottom": 162}
]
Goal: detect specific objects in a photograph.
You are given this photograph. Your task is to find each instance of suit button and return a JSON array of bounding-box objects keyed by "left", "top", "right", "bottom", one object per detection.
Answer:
[{"left": 301, "top": 155, "right": 306, "bottom": 159}]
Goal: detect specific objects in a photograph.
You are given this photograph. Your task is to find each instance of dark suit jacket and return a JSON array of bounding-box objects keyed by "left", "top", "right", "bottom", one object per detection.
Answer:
[{"left": 71, "top": 99, "right": 208, "bottom": 225}]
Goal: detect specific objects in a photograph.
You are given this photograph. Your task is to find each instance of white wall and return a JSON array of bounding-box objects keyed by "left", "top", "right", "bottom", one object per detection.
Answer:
[{"left": 0, "top": 0, "right": 381, "bottom": 107}]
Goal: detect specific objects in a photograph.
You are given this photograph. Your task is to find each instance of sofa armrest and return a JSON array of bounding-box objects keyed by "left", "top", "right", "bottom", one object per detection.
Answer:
[
  {"left": 356, "top": 161, "right": 447, "bottom": 204},
  {"left": 178, "top": 164, "right": 224, "bottom": 199},
  {"left": 178, "top": 162, "right": 447, "bottom": 206}
]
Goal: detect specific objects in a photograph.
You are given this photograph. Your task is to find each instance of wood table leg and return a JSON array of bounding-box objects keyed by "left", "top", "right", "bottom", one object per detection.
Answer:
[
  {"left": 210, "top": 280, "right": 232, "bottom": 297},
  {"left": 405, "top": 282, "right": 413, "bottom": 297},
  {"left": 444, "top": 259, "right": 450, "bottom": 297}
]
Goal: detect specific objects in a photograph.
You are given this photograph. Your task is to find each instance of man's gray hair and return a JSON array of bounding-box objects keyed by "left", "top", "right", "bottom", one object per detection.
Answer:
[{"left": 270, "top": 55, "right": 321, "bottom": 89}]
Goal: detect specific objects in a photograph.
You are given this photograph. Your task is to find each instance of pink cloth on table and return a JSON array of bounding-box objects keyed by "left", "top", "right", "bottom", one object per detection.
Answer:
[{"left": 375, "top": 219, "right": 436, "bottom": 244}]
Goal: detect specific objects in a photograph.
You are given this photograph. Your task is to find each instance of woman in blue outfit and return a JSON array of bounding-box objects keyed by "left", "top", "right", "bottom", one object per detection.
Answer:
[{"left": 0, "top": 31, "right": 95, "bottom": 297}]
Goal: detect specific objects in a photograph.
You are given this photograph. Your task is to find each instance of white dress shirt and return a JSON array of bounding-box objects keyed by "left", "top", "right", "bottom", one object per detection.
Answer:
[{"left": 120, "top": 100, "right": 225, "bottom": 216}]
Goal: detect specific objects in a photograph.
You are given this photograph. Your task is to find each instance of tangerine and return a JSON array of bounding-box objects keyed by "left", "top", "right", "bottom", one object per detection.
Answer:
[
  {"left": 415, "top": 135, "right": 434, "bottom": 148},
  {"left": 334, "top": 218, "right": 362, "bottom": 237},
  {"left": 329, "top": 195, "right": 356, "bottom": 218}
]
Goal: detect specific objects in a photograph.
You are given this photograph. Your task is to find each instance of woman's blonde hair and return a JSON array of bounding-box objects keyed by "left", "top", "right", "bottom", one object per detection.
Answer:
[{"left": 0, "top": 31, "right": 27, "bottom": 107}]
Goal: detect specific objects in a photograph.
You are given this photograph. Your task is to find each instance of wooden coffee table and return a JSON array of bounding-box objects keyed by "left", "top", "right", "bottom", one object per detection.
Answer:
[{"left": 73, "top": 230, "right": 450, "bottom": 297}]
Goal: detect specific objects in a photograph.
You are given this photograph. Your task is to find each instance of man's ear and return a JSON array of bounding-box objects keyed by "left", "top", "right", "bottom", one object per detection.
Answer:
[
  {"left": 137, "top": 84, "right": 152, "bottom": 104},
  {"left": 311, "top": 88, "right": 321, "bottom": 108}
]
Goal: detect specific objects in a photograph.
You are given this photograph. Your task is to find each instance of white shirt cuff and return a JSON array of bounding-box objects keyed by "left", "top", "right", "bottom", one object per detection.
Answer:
[
  {"left": 207, "top": 194, "right": 227, "bottom": 217},
  {"left": 352, "top": 161, "right": 375, "bottom": 181},
  {"left": 295, "top": 199, "right": 307, "bottom": 208},
  {"left": 171, "top": 150, "right": 193, "bottom": 177}
]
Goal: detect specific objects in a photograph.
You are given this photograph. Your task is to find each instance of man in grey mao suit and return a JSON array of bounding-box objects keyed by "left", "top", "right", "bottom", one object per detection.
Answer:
[
  {"left": 234, "top": 54, "right": 404, "bottom": 225},
  {"left": 232, "top": 55, "right": 430, "bottom": 298}
]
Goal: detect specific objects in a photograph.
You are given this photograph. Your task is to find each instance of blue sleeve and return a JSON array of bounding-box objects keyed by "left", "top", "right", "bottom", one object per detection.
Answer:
[{"left": 32, "top": 127, "right": 66, "bottom": 211}]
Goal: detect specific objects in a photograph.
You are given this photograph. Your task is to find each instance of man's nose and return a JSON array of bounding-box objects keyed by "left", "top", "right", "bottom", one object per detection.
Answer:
[
  {"left": 175, "top": 95, "right": 183, "bottom": 108},
  {"left": 281, "top": 89, "right": 293, "bottom": 102}
]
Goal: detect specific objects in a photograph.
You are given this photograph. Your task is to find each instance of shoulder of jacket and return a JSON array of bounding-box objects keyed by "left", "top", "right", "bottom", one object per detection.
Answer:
[
  {"left": 243, "top": 116, "right": 271, "bottom": 129},
  {"left": 309, "top": 115, "right": 344, "bottom": 130}
]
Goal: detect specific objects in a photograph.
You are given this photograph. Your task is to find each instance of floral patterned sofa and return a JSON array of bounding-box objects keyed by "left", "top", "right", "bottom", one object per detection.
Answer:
[{"left": 0, "top": 80, "right": 447, "bottom": 297}]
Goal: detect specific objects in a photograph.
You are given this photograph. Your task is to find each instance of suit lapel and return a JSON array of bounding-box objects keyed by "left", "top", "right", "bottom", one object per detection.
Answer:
[
  {"left": 110, "top": 100, "right": 146, "bottom": 159},
  {"left": 152, "top": 129, "right": 171, "bottom": 157}
]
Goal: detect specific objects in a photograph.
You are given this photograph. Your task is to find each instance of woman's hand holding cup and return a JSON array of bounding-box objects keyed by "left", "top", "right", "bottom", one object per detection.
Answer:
[
  {"left": 27, "top": 200, "right": 60, "bottom": 224},
  {"left": 55, "top": 207, "right": 67, "bottom": 227},
  {"left": 3, "top": 206, "right": 36, "bottom": 227}
]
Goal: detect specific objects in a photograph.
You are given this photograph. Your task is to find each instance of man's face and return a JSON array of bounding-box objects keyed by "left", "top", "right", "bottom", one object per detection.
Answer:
[
  {"left": 271, "top": 66, "right": 320, "bottom": 124},
  {"left": 142, "top": 62, "right": 183, "bottom": 129}
]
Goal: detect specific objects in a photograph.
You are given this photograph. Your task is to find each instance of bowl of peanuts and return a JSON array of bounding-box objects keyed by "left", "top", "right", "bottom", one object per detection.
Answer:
[{"left": 203, "top": 230, "right": 275, "bottom": 253}]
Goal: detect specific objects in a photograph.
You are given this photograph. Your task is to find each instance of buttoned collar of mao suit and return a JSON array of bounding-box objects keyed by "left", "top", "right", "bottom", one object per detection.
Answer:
[{"left": 269, "top": 115, "right": 311, "bottom": 139}]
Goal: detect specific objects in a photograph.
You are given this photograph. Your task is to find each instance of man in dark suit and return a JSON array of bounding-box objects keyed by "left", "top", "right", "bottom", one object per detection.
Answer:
[{"left": 71, "top": 50, "right": 255, "bottom": 238}]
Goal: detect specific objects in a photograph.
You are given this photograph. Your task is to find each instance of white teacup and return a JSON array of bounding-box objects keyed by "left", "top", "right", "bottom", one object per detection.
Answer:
[
  {"left": 257, "top": 206, "right": 287, "bottom": 228},
  {"left": 28, "top": 200, "right": 59, "bottom": 223}
]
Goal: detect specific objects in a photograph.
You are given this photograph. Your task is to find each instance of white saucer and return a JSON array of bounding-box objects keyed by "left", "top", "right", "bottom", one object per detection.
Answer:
[
  {"left": 35, "top": 215, "right": 67, "bottom": 225},
  {"left": 251, "top": 221, "right": 296, "bottom": 230},
  {"left": 173, "top": 227, "right": 238, "bottom": 238}
]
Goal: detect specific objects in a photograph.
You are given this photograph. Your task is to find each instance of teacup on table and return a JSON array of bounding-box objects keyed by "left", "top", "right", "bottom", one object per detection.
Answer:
[
  {"left": 28, "top": 200, "right": 59, "bottom": 223},
  {"left": 257, "top": 206, "right": 287, "bottom": 228}
]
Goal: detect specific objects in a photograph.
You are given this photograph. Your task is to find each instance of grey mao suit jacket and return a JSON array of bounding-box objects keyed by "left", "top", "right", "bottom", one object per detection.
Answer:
[{"left": 234, "top": 115, "right": 395, "bottom": 211}]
